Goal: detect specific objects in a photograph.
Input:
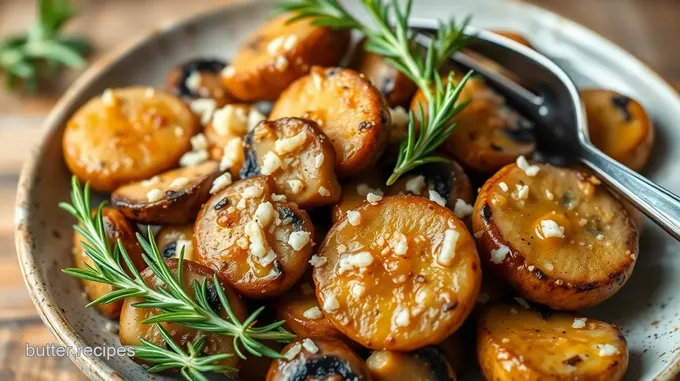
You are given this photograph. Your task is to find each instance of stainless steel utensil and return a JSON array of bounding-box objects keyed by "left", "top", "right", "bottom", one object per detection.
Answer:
[{"left": 411, "top": 20, "right": 680, "bottom": 241}]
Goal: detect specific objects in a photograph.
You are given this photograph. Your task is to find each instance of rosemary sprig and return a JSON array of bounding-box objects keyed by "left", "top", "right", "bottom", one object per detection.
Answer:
[
  {"left": 0, "top": 0, "right": 91, "bottom": 91},
  {"left": 60, "top": 177, "right": 294, "bottom": 378},
  {"left": 277, "top": 0, "right": 474, "bottom": 184}
]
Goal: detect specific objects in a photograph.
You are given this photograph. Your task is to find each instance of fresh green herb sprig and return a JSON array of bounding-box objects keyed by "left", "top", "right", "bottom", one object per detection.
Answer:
[
  {"left": 0, "top": 0, "right": 90, "bottom": 91},
  {"left": 277, "top": 0, "right": 474, "bottom": 184},
  {"left": 60, "top": 177, "right": 294, "bottom": 379}
]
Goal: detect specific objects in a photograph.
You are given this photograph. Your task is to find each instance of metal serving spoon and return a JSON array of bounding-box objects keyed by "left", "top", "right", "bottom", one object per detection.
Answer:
[{"left": 411, "top": 21, "right": 680, "bottom": 241}]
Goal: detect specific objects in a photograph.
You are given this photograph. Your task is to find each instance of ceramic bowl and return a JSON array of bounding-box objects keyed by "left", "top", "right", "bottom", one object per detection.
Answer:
[{"left": 15, "top": 0, "right": 680, "bottom": 379}]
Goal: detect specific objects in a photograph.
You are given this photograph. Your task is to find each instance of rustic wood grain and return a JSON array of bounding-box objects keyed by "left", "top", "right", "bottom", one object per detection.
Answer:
[{"left": 1, "top": 0, "right": 679, "bottom": 379}]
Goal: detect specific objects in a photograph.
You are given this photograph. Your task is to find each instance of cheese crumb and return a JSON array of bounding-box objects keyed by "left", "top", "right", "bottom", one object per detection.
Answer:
[
  {"left": 274, "top": 55, "right": 289, "bottom": 71},
  {"left": 302, "top": 338, "right": 319, "bottom": 354},
  {"left": 169, "top": 177, "right": 189, "bottom": 190},
  {"left": 219, "top": 137, "right": 243, "bottom": 171},
  {"left": 275, "top": 131, "right": 308, "bottom": 154},
  {"left": 545, "top": 189, "right": 555, "bottom": 200},
  {"left": 394, "top": 306, "right": 410, "bottom": 327},
  {"left": 271, "top": 193, "right": 287, "bottom": 202},
  {"left": 244, "top": 220, "right": 277, "bottom": 266},
  {"left": 367, "top": 192, "right": 383, "bottom": 205},
  {"left": 267, "top": 36, "right": 286, "bottom": 55},
  {"left": 438, "top": 229, "right": 460, "bottom": 266},
  {"left": 545, "top": 262, "right": 555, "bottom": 271},
  {"left": 474, "top": 231, "right": 484, "bottom": 239},
  {"left": 303, "top": 307, "right": 323, "bottom": 320},
  {"left": 141, "top": 176, "right": 160, "bottom": 187},
  {"left": 318, "top": 186, "right": 331, "bottom": 197},
  {"left": 288, "top": 231, "right": 311, "bottom": 251},
  {"left": 453, "top": 199, "right": 473, "bottom": 219},
  {"left": 405, "top": 175, "right": 426, "bottom": 194},
  {"left": 189, "top": 98, "right": 217, "bottom": 125},
  {"left": 597, "top": 344, "right": 619, "bottom": 356},
  {"left": 346, "top": 210, "right": 361, "bottom": 226},
  {"left": 243, "top": 185, "right": 264, "bottom": 199},
  {"left": 288, "top": 179, "right": 304, "bottom": 194},
  {"left": 490, "top": 245, "right": 511, "bottom": 264},
  {"left": 209, "top": 173, "right": 232, "bottom": 194},
  {"left": 212, "top": 104, "right": 248, "bottom": 135},
  {"left": 499, "top": 182, "right": 509, "bottom": 192},
  {"left": 144, "top": 88, "right": 155, "bottom": 99},
  {"left": 314, "top": 153, "right": 325, "bottom": 168},
  {"left": 351, "top": 283, "right": 366, "bottom": 298},
  {"left": 222, "top": 65, "right": 235, "bottom": 78},
  {"left": 337, "top": 252, "right": 374, "bottom": 274},
  {"left": 255, "top": 202, "right": 276, "bottom": 228},
  {"left": 261, "top": 151, "right": 282, "bottom": 175},
  {"left": 309, "top": 255, "right": 327, "bottom": 267},
  {"left": 186, "top": 71, "right": 201, "bottom": 92},
  {"left": 516, "top": 155, "right": 540, "bottom": 177},
  {"left": 146, "top": 188, "right": 163, "bottom": 202},
  {"left": 323, "top": 292, "right": 340, "bottom": 312},
  {"left": 516, "top": 184, "right": 529, "bottom": 200},
  {"left": 429, "top": 190, "right": 446, "bottom": 206},
  {"left": 101, "top": 89, "right": 115, "bottom": 105},
  {"left": 283, "top": 35, "right": 298, "bottom": 51},
  {"left": 248, "top": 108, "right": 266, "bottom": 131},
  {"left": 572, "top": 318, "right": 587, "bottom": 329},
  {"left": 283, "top": 343, "right": 302, "bottom": 360},
  {"left": 190, "top": 133, "right": 208, "bottom": 151},
  {"left": 390, "top": 232, "right": 409, "bottom": 256},
  {"left": 539, "top": 219, "right": 565, "bottom": 239},
  {"left": 179, "top": 148, "right": 209, "bottom": 167}
]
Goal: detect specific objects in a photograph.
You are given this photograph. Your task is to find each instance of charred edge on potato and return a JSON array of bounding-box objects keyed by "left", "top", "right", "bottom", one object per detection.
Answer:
[
  {"left": 419, "top": 164, "right": 452, "bottom": 202},
  {"left": 611, "top": 95, "right": 633, "bottom": 122},
  {"left": 288, "top": 356, "right": 360, "bottom": 381},
  {"left": 415, "top": 346, "right": 456, "bottom": 381},
  {"left": 214, "top": 197, "right": 229, "bottom": 210},
  {"left": 240, "top": 130, "right": 261, "bottom": 178},
  {"left": 279, "top": 207, "right": 303, "bottom": 231}
]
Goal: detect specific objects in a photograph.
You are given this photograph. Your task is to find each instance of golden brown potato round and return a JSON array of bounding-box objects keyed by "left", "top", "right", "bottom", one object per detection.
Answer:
[
  {"left": 267, "top": 338, "right": 371, "bottom": 381},
  {"left": 367, "top": 346, "right": 458, "bottom": 381},
  {"left": 472, "top": 161, "right": 639, "bottom": 310},
  {"left": 331, "top": 161, "right": 474, "bottom": 224},
  {"left": 315, "top": 195, "right": 481, "bottom": 350},
  {"left": 411, "top": 75, "right": 535, "bottom": 174},
  {"left": 112, "top": 161, "right": 220, "bottom": 224},
  {"left": 165, "top": 58, "right": 233, "bottom": 107},
  {"left": 351, "top": 38, "right": 418, "bottom": 107},
  {"left": 270, "top": 66, "right": 391, "bottom": 176},
  {"left": 241, "top": 117, "right": 341, "bottom": 208},
  {"left": 195, "top": 176, "right": 315, "bottom": 298},
  {"left": 119, "top": 259, "right": 248, "bottom": 371},
  {"left": 491, "top": 30, "right": 533, "bottom": 48},
  {"left": 477, "top": 304, "right": 628, "bottom": 381},
  {"left": 582, "top": 89, "right": 654, "bottom": 172},
  {"left": 156, "top": 224, "right": 195, "bottom": 262},
  {"left": 275, "top": 280, "right": 348, "bottom": 343},
  {"left": 72, "top": 208, "right": 145, "bottom": 318},
  {"left": 63, "top": 87, "right": 199, "bottom": 192},
  {"left": 222, "top": 13, "right": 350, "bottom": 101}
]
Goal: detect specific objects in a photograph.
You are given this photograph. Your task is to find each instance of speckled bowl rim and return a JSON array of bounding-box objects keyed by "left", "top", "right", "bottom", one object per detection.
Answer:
[{"left": 14, "top": 0, "right": 680, "bottom": 380}]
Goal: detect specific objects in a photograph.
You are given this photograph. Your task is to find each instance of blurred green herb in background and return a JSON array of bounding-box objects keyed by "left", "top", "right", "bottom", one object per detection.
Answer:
[{"left": 0, "top": 0, "right": 91, "bottom": 92}]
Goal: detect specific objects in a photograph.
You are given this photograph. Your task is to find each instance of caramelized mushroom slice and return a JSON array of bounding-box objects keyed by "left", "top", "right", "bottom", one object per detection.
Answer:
[
  {"left": 367, "top": 346, "right": 458, "bottom": 381},
  {"left": 582, "top": 89, "right": 654, "bottom": 172},
  {"left": 165, "top": 58, "right": 233, "bottom": 107},
  {"left": 270, "top": 66, "right": 391, "bottom": 176},
  {"left": 156, "top": 224, "right": 196, "bottom": 261},
  {"left": 241, "top": 117, "right": 341, "bottom": 208},
  {"left": 194, "top": 176, "right": 315, "bottom": 297},
  {"left": 112, "top": 161, "right": 220, "bottom": 224},
  {"left": 119, "top": 259, "right": 248, "bottom": 371},
  {"left": 472, "top": 161, "right": 638, "bottom": 310},
  {"left": 62, "top": 87, "right": 199, "bottom": 192},
  {"left": 411, "top": 75, "right": 535, "bottom": 174},
  {"left": 315, "top": 195, "right": 481, "bottom": 350},
  {"left": 72, "top": 208, "right": 145, "bottom": 318},
  {"left": 267, "top": 338, "right": 371, "bottom": 381},
  {"left": 222, "top": 13, "right": 350, "bottom": 101},
  {"left": 477, "top": 304, "right": 628, "bottom": 381}
]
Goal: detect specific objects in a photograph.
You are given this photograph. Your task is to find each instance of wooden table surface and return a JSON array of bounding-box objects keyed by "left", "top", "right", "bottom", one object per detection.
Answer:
[{"left": 1, "top": 0, "right": 679, "bottom": 379}]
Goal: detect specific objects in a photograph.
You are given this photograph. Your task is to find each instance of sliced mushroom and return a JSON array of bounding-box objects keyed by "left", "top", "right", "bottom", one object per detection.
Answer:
[
  {"left": 165, "top": 58, "right": 233, "bottom": 106},
  {"left": 366, "top": 346, "right": 457, "bottom": 381}
]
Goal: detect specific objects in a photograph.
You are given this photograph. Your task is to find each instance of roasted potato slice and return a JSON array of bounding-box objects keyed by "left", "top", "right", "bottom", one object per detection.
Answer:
[
  {"left": 582, "top": 89, "right": 654, "bottom": 172},
  {"left": 194, "top": 176, "right": 315, "bottom": 297},
  {"left": 332, "top": 161, "right": 474, "bottom": 223},
  {"left": 156, "top": 224, "right": 196, "bottom": 262},
  {"left": 267, "top": 338, "right": 371, "bottom": 381},
  {"left": 241, "top": 117, "right": 341, "bottom": 208},
  {"left": 275, "top": 280, "right": 348, "bottom": 343},
  {"left": 315, "top": 195, "right": 481, "bottom": 350},
  {"left": 63, "top": 87, "right": 199, "bottom": 192},
  {"left": 491, "top": 30, "right": 533, "bottom": 48},
  {"left": 222, "top": 13, "right": 350, "bottom": 101},
  {"left": 270, "top": 66, "right": 391, "bottom": 176},
  {"left": 165, "top": 58, "right": 233, "bottom": 107},
  {"left": 119, "top": 259, "right": 248, "bottom": 371},
  {"left": 112, "top": 161, "right": 220, "bottom": 224},
  {"left": 367, "top": 346, "right": 458, "bottom": 381},
  {"left": 72, "top": 208, "right": 145, "bottom": 318},
  {"left": 472, "top": 161, "right": 638, "bottom": 310},
  {"left": 351, "top": 38, "right": 418, "bottom": 107},
  {"left": 411, "top": 75, "right": 535, "bottom": 174},
  {"left": 477, "top": 304, "right": 628, "bottom": 381}
]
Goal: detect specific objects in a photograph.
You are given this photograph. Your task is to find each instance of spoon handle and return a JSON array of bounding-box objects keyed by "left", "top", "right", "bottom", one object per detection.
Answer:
[{"left": 580, "top": 143, "right": 680, "bottom": 241}]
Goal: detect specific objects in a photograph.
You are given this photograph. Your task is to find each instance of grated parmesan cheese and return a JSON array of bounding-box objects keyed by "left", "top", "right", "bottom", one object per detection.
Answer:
[
  {"left": 314, "top": 153, "right": 325, "bottom": 168},
  {"left": 499, "top": 182, "right": 509, "bottom": 192},
  {"left": 101, "top": 89, "right": 115, "bottom": 105},
  {"left": 453, "top": 199, "right": 473, "bottom": 219},
  {"left": 323, "top": 292, "right": 340, "bottom": 312},
  {"left": 275, "top": 131, "right": 308, "bottom": 154},
  {"left": 219, "top": 137, "right": 243, "bottom": 171},
  {"left": 318, "top": 186, "right": 331, "bottom": 197},
  {"left": 351, "top": 283, "right": 366, "bottom": 298},
  {"left": 389, "top": 232, "right": 408, "bottom": 256},
  {"left": 185, "top": 71, "right": 201, "bottom": 92},
  {"left": 247, "top": 108, "right": 266, "bottom": 131},
  {"left": 179, "top": 149, "right": 209, "bottom": 167},
  {"left": 288, "top": 231, "right": 311, "bottom": 251},
  {"left": 221, "top": 65, "right": 235, "bottom": 78},
  {"left": 337, "top": 252, "right": 374, "bottom": 274},
  {"left": 405, "top": 175, "right": 426, "bottom": 194},
  {"left": 243, "top": 185, "right": 264, "bottom": 199},
  {"left": 169, "top": 177, "right": 189, "bottom": 190},
  {"left": 255, "top": 202, "right": 276, "bottom": 228},
  {"left": 261, "top": 151, "right": 282, "bottom": 175},
  {"left": 539, "top": 219, "right": 565, "bottom": 239},
  {"left": 309, "top": 255, "right": 327, "bottom": 267},
  {"left": 490, "top": 245, "right": 510, "bottom": 264},
  {"left": 271, "top": 193, "right": 287, "bottom": 202},
  {"left": 438, "top": 229, "right": 460, "bottom": 266},
  {"left": 597, "top": 344, "right": 619, "bottom": 356},
  {"left": 346, "top": 210, "right": 361, "bottom": 226},
  {"left": 283, "top": 343, "right": 302, "bottom": 360},
  {"left": 393, "top": 306, "right": 410, "bottom": 327},
  {"left": 146, "top": 189, "right": 163, "bottom": 202},
  {"left": 190, "top": 133, "right": 208, "bottom": 151},
  {"left": 367, "top": 192, "right": 382, "bottom": 205},
  {"left": 572, "top": 318, "right": 587, "bottom": 329},
  {"left": 516, "top": 155, "right": 540, "bottom": 177},
  {"left": 516, "top": 184, "right": 530, "bottom": 200},
  {"left": 210, "top": 173, "right": 232, "bottom": 194},
  {"left": 288, "top": 179, "right": 304, "bottom": 194},
  {"left": 302, "top": 338, "right": 319, "bottom": 354},
  {"left": 545, "top": 189, "right": 554, "bottom": 200},
  {"left": 274, "top": 55, "right": 289, "bottom": 71},
  {"left": 212, "top": 104, "right": 248, "bottom": 136},
  {"left": 429, "top": 190, "right": 446, "bottom": 206},
  {"left": 189, "top": 98, "right": 217, "bottom": 125},
  {"left": 303, "top": 306, "right": 322, "bottom": 320}
]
